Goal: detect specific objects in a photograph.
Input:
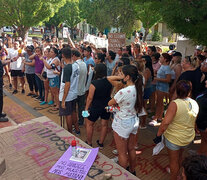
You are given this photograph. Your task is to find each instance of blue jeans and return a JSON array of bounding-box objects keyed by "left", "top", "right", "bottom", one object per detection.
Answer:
[{"left": 35, "top": 74, "right": 44, "bottom": 99}]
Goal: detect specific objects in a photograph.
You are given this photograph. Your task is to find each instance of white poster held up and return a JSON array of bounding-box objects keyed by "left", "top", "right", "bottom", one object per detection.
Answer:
[{"left": 63, "top": 27, "right": 69, "bottom": 38}]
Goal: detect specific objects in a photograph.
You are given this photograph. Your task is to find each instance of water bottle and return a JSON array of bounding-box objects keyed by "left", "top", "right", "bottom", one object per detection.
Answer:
[{"left": 71, "top": 140, "right": 76, "bottom": 157}]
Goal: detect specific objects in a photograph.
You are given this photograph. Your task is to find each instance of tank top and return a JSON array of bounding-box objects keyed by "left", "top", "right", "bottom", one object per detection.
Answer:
[
  {"left": 46, "top": 57, "right": 60, "bottom": 78},
  {"left": 164, "top": 98, "right": 199, "bottom": 146}
]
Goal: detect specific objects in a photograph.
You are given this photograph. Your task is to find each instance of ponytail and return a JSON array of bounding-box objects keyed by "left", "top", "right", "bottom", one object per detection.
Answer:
[{"left": 122, "top": 65, "right": 143, "bottom": 113}]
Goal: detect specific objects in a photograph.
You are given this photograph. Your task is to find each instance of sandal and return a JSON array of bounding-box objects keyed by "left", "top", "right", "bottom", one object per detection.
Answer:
[{"left": 85, "top": 141, "right": 92, "bottom": 147}]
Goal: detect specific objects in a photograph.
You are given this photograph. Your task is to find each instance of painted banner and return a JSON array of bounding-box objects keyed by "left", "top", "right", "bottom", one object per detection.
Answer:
[
  {"left": 108, "top": 33, "right": 126, "bottom": 52},
  {"left": 49, "top": 146, "right": 99, "bottom": 180}
]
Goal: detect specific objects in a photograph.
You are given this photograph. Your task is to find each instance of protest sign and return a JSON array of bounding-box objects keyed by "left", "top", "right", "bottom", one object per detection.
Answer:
[
  {"left": 49, "top": 146, "right": 99, "bottom": 180},
  {"left": 108, "top": 33, "right": 126, "bottom": 52},
  {"left": 83, "top": 33, "right": 108, "bottom": 48},
  {"left": 63, "top": 27, "right": 69, "bottom": 38}
]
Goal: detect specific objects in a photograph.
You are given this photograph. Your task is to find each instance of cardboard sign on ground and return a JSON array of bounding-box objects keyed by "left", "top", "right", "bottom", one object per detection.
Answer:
[
  {"left": 108, "top": 33, "right": 126, "bottom": 53},
  {"left": 0, "top": 116, "right": 139, "bottom": 180}
]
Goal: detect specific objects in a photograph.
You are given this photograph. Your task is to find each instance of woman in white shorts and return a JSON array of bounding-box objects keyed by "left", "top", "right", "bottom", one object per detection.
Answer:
[{"left": 108, "top": 65, "right": 143, "bottom": 176}]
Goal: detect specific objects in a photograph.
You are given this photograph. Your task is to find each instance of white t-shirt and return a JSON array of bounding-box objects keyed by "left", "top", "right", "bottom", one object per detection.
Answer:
[
  {"left": 76, "top": 59, "right": 87, "bottom": 96},
  {"left": 8, "top": 48, "right": 24, "bottom": 70},
  {"left": 114, "top": 85, "right": 137, "bottom": 120}
]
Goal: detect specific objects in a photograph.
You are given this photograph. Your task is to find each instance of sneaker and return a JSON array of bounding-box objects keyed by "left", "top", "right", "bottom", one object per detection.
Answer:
[
  {"left": 40, "top": 101, "right": 47, "bottom": 105},
  {"left": 75, "top": 130, "right": 81, "bottom": 136},
  {"left": 126, "top": 166, "right": 136, "bottom": 176},
  {"left": 35, "top": 96, "right": 41, "bottom": 100},
  {"left": 48, "top": 100, "right": 54, "bottom": 105},
  {"left": 112, "top": 149, "right": 118, "bottom": 155},
  {"left": 111, "top": 156, "right": 118, "bottom": 163},
  {"left": 21, "top": 89, "right": 25, "bottom": 94},
  {"left": 9, "top": 83, "right": 12, "bottom": 89},
  {"left": 96, "top": 140, "right": 104, "bottom": 149},
  {"left": 85, "top": 141, "right": 92, "bottom": 147},
  {"left": 148, "top": 120, "right": 160, "bottom": 126},
  {"left": 31, "top": 94, "right": 38, "bottom": 98},
  {"left": 0, "top": 113, "right": 6, "bottom": 118},
  {"left": 27, "top": 93, "right": 33, "bottom": 96},
  {"left": 0, "top": 117, "right": 9, "bottom": 122},
  {"left": 12, "top": 90, "right": 18, "bottom": 94}
]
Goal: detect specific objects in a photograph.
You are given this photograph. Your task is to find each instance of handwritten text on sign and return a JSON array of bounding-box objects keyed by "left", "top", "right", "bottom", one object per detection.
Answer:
[
  {"left": 49, "top": 147, "right": 99, "bottom": 180},
  {"left": 108, "top": 33, "right": 126, "bottom": 52}
]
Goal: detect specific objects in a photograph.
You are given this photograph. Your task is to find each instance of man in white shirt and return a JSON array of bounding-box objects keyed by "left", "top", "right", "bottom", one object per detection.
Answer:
[
  {"left": 72, "top": 49, "right": 87, "bottom": 126},
  {"left": 8, "top": 41, "right": 25, "bottom": 94},
  {"left": 59, "top": 47, "right": 80, "bottom": 133}
]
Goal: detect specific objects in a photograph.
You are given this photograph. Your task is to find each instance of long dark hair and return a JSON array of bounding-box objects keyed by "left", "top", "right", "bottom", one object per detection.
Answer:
[
  {"left": 94, "top": 63, "right": 107, "bottom": 80},
  {"left": 142, "top": 55, "right": 154, "bottom": 80},
  {"left": 122, "top": 65, "right": 143, "bottom": 113}
]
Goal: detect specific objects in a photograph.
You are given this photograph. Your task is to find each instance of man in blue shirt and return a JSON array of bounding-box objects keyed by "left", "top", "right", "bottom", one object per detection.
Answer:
[{"left": 83, "top": 46, "right": 95, "bottom": 71}]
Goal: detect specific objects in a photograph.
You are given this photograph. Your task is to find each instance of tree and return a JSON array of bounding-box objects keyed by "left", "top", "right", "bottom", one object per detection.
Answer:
[
  {"left": 59, "top": 0, "right": 81, "bottom": 39},
  {"left": 135, "top": 2, "right": 162, "bottom": 41},
  {"left": 136, "top": 0, "right": 207, "bottom": 45},
  {"left": 80, "top": 0, "right": 139, "bottom": 36},
  {"left": 0, "top": 0, "right": 66, "bottom": 40},
  {"left": 159, "top": 0, "right": 207, "bottom": 45},
  {"left": 79, "top": 0, "right": 111, "bottom": 32},
  {"left": 45, "top": 13, "right": 63, "bottom": 38}
]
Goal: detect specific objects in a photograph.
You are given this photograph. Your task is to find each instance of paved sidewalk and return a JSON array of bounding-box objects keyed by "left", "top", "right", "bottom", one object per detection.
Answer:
[{"left": 1, "top": 82, "right": 200, "bottom": 180}]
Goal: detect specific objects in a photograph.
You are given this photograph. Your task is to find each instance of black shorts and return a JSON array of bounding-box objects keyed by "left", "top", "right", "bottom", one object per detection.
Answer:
[
  {"left": 59, "top": 99, "right": 76, "bottom": 116},
  {"left": 11, "top": 70, "right": 25, "bottom": 77},
  {"left": 88, "top": 108, "right": 110, "bottom": 122}
]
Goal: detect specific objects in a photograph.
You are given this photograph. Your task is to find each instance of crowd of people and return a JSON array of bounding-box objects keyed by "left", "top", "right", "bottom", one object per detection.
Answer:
[{"left": 0, "top": 32, "right": 207, "bottom": 180}]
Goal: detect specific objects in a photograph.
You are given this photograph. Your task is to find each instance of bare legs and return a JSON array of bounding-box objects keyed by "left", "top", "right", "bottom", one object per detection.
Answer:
[
  {"left": 114, "top": 132, "right": 136, "bottom": 172},
  {"left": 154, "top": 90, "right": 165, "bottom": 120},
  {"left": 86, "top": 118, "right": 108, "bottom": 145},
  {"left": 167, "top": 148, "right": 184, "bottom": 180}
]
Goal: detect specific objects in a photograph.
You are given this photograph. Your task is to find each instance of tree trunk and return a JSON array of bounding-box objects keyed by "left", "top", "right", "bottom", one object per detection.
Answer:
[
  {"left": 143, "top": 28, "right": 149, "bottom": 42},
  {"left": 16, "top": 27, "right": 29, "bottom": 42},
  {"left": 56, "top": 26, "right": 59, "bottom": 38},
  {"left": 71, "top": 28, "right": 74, "bottom": 40}
]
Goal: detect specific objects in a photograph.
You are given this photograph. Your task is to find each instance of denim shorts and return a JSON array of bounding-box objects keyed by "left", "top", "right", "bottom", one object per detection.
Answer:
[
  {"left": 164, "top": 137, "right": 190, "bottom": 151},
  {"left": 112, "top": 116, "right": 139, "bottom": 139},
  {"left": 156, "top": 82, "right": 169, "bottom": 93},
  {"left": 48, "top": 76, "right": 59, "bottom": 88}
]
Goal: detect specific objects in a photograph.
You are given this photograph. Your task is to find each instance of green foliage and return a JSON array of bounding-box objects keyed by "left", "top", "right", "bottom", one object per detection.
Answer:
[
  {"left": 59, "top": 0, "right": 81, "bottom": 29},
  {"left": 0, "top": 0, "right": 66, "bottom": 39},
  {"left": 152, "top": 31, "right": 162, "bottom": 41},
  {"left": 79, "top": 0, "right": 111, "bottom": 32},
  {"left": 134, "top": 1, "right": 162, "bottom": 41},
  {"left": 136, "top": 0, "right": 207, "bottom": 45},
  {"left": 159, "top": 0, "right": 207, "bottom": 45},
  {"left": 79, "top": 0, "right": 138, "bottom": 36}
]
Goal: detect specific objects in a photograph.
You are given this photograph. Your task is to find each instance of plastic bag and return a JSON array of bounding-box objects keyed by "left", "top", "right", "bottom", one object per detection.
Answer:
[{"left": 152, "top": 135, "right": 164, "bottom": 156}]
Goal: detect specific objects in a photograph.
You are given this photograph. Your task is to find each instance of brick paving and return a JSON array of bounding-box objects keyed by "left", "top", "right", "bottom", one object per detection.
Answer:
[{"left": 1, "top": 81, "right": 200, "bottom": 180}]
